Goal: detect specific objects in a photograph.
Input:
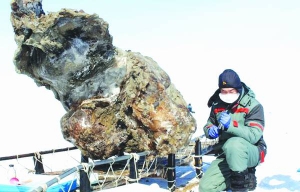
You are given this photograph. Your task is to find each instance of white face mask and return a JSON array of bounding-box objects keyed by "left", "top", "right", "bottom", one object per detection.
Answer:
[{"left": 219, "top": 93, "right": 240, "bottom": 104}]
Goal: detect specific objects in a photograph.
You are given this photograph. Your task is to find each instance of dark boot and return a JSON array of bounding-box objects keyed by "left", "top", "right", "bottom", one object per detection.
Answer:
[
  {"left": 248, "top": 167, "right": 257, "bottom": 191},
  {"left": 231, "top": 169, "right": 249, "bottom": 192}
]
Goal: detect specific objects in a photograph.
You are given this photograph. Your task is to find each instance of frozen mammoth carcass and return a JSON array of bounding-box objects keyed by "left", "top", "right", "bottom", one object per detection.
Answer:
[
  {"left": 10, "top": 1, "right": 196, "bottom": 160},
  {"left": 61, "top": 49, "right": 197, "bottom": 159}
]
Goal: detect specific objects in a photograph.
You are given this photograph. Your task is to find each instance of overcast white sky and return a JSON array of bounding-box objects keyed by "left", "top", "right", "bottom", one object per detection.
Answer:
[{"left": 1, "top": 0, "right": 300, "bottom": 156}]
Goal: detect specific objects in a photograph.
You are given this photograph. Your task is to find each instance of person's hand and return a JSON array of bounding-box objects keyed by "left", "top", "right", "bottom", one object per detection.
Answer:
[
  {"left": 208, "top": 125, "right": 219, "bottom": 139},
  {"left": 219, "top": 112, "right": 231, "bottom": 130}
]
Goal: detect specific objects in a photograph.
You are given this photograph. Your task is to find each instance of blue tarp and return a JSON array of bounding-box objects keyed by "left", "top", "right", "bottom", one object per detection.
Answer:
[{"left": 0, "top": 179, "right": 77, "bottom": 192}]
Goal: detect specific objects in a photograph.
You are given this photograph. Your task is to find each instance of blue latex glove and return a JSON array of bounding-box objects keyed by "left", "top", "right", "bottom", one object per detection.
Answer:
[
  {"left": 219, "top": 112, "right": 231, "bottom": 130},
  {"left": 208, "top": 125, "right": 219, "bottom": 139}
]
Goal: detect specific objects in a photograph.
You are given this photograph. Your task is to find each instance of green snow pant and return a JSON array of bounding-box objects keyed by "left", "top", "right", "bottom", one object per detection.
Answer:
[{"left": 199, "top": 137, "right": 260, "bottom": 192}]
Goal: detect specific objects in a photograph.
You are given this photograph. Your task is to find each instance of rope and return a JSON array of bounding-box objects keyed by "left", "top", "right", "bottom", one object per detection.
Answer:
[
  {"left": 127, "top": 178, "right": 140, "bottom": 182},
  {"left": 167, "top": 179, "right": 176, "bottom": 183},
  {"left": 166, "top": 167, "right": 175, "bottom": 170},
  {"left": 131, "top": 153, "right": 140, "bottom": 162},
  {"left": 139, "top": 156, "right": 150, "bottom": 177},
  {"left": 141, "top": 159, "right": 147, "bottom": 176},
  {"left": 124, "top": 152, "right": 140, "bottom": 182},
  {"left": 16, "top": 154, "right": 35, "bottom": 173},
  {"left": 131, "top": 153, "right": 139, "bottom": 183},
  {"left": 166, "top": 166, "right": 176, "bottom": 191},
  {"left": 97, "top": 158, "right": 118, "bottom": 190},
  {"left": 194, "top": 166, "right": 202, "bottom": 170},
  {"left": 35, "top": 152, "right": 41, "bottom": 159},
  {"left": 122, "top": 157, "right": 136, "bottom": 185},
  {"left": 145, "top": 157, "right": 158, "bottom": 174},
  {"left": 90, "top": 160, "right": 95, "bottom": 171},
  {"left": 66, "top": 147, "right": 81, "bottom": 164},
  {"left": 196, "top": 171, "right": 203, "bottom": 178},
  {"left": 168, "top": 183, "right": 176, "bottom": 191},
  {"left": 67, "top": 177, "right": 76, "bottom": 192},
  {"left": 81, "top": 162, "right": 90, "bottom": 173},
  {"left": 50, "top": 149, "right": 55, "bottom": 172},
  {"left": 108, "top": 156, "right": 116, "bottom": 163},
  {"left": 89, "top": 159, "right": 101, "bottom": 187},
  {"left": 2, "top": 148, "right": 204, "bottom": 191},
  {"left": 116, "top": 157, "right": 131, "bottom": 180},
  {"left": 192, "top": 155, "right": 203, "bottom": 158},
  {"left": 128, "top": 153, "right": 140, "bottom": 182},
  {"left": 33, "top": 151, "right": 53, "bottom": 172}
]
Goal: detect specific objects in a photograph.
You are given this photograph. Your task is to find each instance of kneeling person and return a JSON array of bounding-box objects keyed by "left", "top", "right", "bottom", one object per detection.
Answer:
[{"left": 199, "top": 69, "right": 267, "bottom": 192}]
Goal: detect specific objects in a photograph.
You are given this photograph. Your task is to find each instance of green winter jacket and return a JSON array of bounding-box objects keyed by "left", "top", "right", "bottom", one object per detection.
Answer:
[{"left": 204, "top": 82, "right": 267, "bottom": 161}]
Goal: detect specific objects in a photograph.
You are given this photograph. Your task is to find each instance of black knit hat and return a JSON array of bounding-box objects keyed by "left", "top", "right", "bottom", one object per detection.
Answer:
[{"left": 218, "top": 69, "right": 242, "bottom": 91}]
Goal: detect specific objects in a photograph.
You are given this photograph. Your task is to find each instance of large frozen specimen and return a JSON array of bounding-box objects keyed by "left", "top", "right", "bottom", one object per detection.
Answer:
[{"left": 10, "top": 0, "right": 197, "bottom": 159}]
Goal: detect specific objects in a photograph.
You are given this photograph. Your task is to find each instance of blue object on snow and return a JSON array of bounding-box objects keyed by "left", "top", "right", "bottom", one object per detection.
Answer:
[
  {"left": 259, "top": 174, "right": 300, "bottom": 191},
  {"left": 297, "top": 168, "right": 300, "bottom": 172},
  {"left": 0, "top": 179, "right": 77, "bottom": 192}
]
